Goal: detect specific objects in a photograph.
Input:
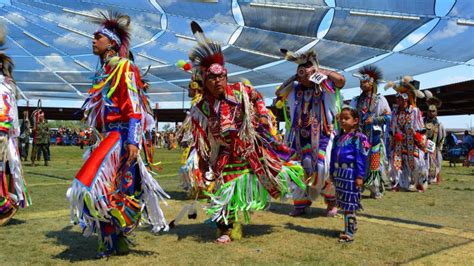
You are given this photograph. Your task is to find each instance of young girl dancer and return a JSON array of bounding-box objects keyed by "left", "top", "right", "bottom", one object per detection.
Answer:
[{"left": 330, "top": 106, "right": 370, "bottom": 242}]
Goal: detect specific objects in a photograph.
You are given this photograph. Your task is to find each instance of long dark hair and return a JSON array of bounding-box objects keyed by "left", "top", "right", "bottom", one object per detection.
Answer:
[{"left": 339, "top": 106, "right": 360, "bottom": 133}]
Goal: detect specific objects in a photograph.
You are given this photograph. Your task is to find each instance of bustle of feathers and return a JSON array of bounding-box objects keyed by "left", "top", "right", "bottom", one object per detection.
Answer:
[
  {"left": 357, "top": 65, "right": 383, "bottom": 83},
  {"left": 91, "top": 10, "right": 131, "bottom": 58},
  {"left": 189, "top": 21, "right": 224, "bottom": 69}
]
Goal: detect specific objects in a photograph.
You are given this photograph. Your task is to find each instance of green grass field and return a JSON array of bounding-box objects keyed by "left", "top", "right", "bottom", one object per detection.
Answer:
[{"left": 1, "top": 146, "right": 473, "bottom": 265}]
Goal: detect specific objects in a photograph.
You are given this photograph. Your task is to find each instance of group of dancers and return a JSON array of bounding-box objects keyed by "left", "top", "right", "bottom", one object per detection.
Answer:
[{"left": 0, "top": 12, "right": 445, "bottom": 257}]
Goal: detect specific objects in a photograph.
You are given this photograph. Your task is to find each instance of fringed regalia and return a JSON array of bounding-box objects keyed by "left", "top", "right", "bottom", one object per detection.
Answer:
[
  {"left": 177, "top": 113, "right": 211, "bottom": 198},
  {"left": 0, "top": 66, "right": 31, "bottom": 225},
  {"left": 186, "top": 21, "right": 304, "bottom": 242},
  {"left": 423, "top": 91, "right": 445, "bottom": 184},
  {"left": 390, "top": 105, "right": 426, "bottom": 190},
  {"left": 191, "top": 83, "right": 305, "bottom": 225},
  {"left": 386, "top": 77, "right": 427, "bottom": 191},
  {"left": 330, "top": 131, "right": 369, "bottom": 212},
  {"left": 350, "top": 66, "right": 391, "bottom": 198},
  {"left": 424, "top": 117, "right": 445, "bottom": 183},
  {"left": 176, "top": 67, "right": 211, "bottom": 199},
  {"left": 276, "top": 49, "right": 342, "bottom": 212},
  {"left": 66, "top": 12, "right": 168, "bottom": 256}
]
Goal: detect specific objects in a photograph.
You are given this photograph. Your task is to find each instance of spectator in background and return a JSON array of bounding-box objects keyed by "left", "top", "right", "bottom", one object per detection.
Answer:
[
  {"left": 446, "top": 132, "right": 461, "bottom": 167},
  {"left": 157, "top": 131, "right": 163, "bottom": 148},
  {"left": 79, "top": 130, "right": 85, "bottom": 149},
  {"left": 20, "top": 111, "right": 31, "bottom": 161},
  {"left": 31, "top": 112, "right": 49, "bottom": 167},
  {"left": 445, "top": 131, "right": 456, "bottom": 149},
  {"left": 462, "top": 130, "right": 474, "bottom": 151}
]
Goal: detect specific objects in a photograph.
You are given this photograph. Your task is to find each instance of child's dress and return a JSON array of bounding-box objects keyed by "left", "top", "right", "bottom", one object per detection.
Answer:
[{"left": 330, "top": 131, "right": 370, "bottom": 212}]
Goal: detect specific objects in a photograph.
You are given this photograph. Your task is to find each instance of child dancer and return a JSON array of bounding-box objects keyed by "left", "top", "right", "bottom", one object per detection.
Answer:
[{"left": 330, "top": 106, "right": 370, "bottom": 242}]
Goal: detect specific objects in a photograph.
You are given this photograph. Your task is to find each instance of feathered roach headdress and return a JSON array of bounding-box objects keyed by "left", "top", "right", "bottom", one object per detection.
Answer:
[
  {"left": 276, "top": 48, "right": 320, "bottom": 97},
  {"left": 353, "top": 65, "right": 383, "bottom": 94},
  {"left": 91, "top": 11, "right": 131, "bottom": 58},
  {"left": 281, "top": 48, "right": 320, "bottom": 79},
  {"left": 281, "top": 48, "right": 319, "bottom": 67},
  {"left": 423, "top": 90, "right": 442, "bottom": 111},
  {"left": 355, "top": 65, "right": 383, "bottom": 83},
  {"left": 188, "top": 21, "right": 225, "bottom": 79},
  {"left": 385, "top": 76, "right": 424, "bottom": 107}
]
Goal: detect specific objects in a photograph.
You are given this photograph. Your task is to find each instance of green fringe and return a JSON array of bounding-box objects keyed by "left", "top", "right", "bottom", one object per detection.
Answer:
[
  {"left": 206, "top": 163, "right": 305, "bottom": 224},
  {"left": 364, "top": 170, "right": 382, "bottom": 186}
]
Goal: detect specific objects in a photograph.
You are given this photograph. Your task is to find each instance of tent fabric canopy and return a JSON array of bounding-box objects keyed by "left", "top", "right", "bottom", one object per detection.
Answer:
[{"left": 0, "top": 0, "right": 471, "bottom": 109}]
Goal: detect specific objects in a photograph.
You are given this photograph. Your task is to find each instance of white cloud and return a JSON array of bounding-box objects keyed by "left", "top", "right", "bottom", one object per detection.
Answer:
[
  {"left": 161, "top": 38, "right": 194, "bottom": 52},
  {"left": 131, "top": 22, "right": 156, "bottom": 41},
  {"left": 54, "top": 33, "right": 90, "bottom": 48},
  {"left": 210, "top": 11, "right": 233, "bottom": 24},
  {"left": 205, "top": 24, "right": 237, "bottom": 43},
  {"left": 43, "top": 12, "right": 83, "bottom": 27},
  {"left": 431, "top": 20, "right": 467, "bottom": 41},
  {"left": 39, "top": 53, "right": 81, "bottom": 71},
  {"left": 4, "top": 12, "right": 28, "bottom": 27},
  {"left": 133, "top": 13, "right": 162, "bottom": 27}
]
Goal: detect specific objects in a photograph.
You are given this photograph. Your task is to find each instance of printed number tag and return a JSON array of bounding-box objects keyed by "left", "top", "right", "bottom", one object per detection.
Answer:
[
  {"left": 309, "top": 72, "right": 327, "bottom": 85},
  {"left": 426, "top": 139, "right": 436, "bottom": 153}
]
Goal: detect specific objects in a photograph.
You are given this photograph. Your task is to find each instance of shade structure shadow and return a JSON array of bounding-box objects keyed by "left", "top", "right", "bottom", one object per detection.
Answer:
[
  {"left": 163, "top": 222, "right": 275, "bottom": 242},
  {"left": 267, "top": 201, "right": 327, "bottom": 219},
  {"left": 284, "top": 223, "right": 340, "bottom": 238},
  {"left": 402, "top": 239, "right": 474, "bottom": 264},
  {"left": 45, "top": 225, "right": 157, "bottom": 262},
  {"left": 25, "top": 171, "right": 70, "bottom": 181},
  {"left": 357, "top": 213, "right": 443, "bottom": 229}
]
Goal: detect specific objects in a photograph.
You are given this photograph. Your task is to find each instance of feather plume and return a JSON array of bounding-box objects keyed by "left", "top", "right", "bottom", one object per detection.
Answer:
[
  {"left": 281, "top": 48, "right": 319, "bottom": 67},
  {"left": 191, "top": 21, "right": 207, "bottom": 45},
  {"left": 424, "top": 90, "right": 442, "bottom": 107},
  {"left": 402, "top": 76, "right": 413, "bottom": 84},
  {"left": 415, "top": 90, "right": 425, "bottom": 99},
  {"left": 423, "top": 90, "right": 433, "bottom": 99},
  {"left": 384, "top": 81, "right": 395, "bottom": 91},
  {"left": 188, "top": 21, "right": 224, "bottom": 69}
]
